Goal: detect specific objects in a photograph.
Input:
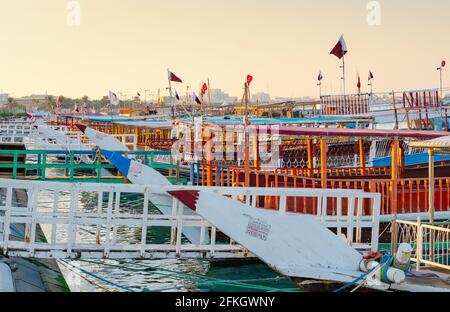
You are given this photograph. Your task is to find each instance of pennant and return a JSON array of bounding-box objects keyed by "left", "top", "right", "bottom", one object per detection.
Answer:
[
  {"left": 442, "top": 60, "right": 446, "bottom": 68},
  {"left": 192, "top": 93, "right": 202, "bottom": 105},
  {"left": 357, "top": 75, "right": 361, "bottom": 91},
  {"left": 137, "top": 92, "right": 141, "bottom": 97},
  {"left": 168, "top": 70, "right": 183, "bottom": 83},
  {"left": 246, "top": 74, "right": 254, "bottom": 86},
  {"left": 56, "top": 96, "right": 64, "bottom": 106},
  {"left": 318, "top": 71, "right": 323, "bottom": 81},
  {"left": 201, "top": 82, "right": 208, "bottom": 95},
  {"left": 175, "top": 90, "right": 180, "bottom": 101},
  {"left": 368, "top": 71, "right": 374, "bottom": 81},
  {"left": 109, "top": 91, "right": 120, "bottom": 106},
  {"left": 330, "top": 35, "right": 348, "bottom": 59}
]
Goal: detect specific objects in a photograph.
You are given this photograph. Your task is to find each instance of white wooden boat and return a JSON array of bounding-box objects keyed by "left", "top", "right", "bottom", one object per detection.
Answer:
[{"left": 76, "top": 124, "right": 208, "bottom": 245}]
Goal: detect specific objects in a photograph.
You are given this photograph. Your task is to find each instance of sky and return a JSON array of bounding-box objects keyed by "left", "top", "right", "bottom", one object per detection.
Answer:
[{"left": 0, "top": 0, "right": 449, "bottom": 99}]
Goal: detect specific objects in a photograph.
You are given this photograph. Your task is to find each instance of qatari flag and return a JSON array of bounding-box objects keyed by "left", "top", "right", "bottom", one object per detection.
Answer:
[
  {"left": 168, "top": 70, "right": 183, "bottom": 83},
  {"left": 368, "top": 71, "right": 374, "bottom": 81},
  {"left": 330, "top": 35, "right": 348, "bottom": 59},
  {"left": 192, "top": 93, "right": 202, "bottom": 105}
]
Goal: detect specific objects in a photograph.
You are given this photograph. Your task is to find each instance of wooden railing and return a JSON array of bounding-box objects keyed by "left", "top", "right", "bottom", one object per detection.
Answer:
[{"left": 191, "top": 163, "right": 450, "bottom": 216}]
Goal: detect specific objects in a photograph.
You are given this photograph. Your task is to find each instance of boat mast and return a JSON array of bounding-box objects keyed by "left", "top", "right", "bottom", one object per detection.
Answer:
[{"left": 243, "top": 81, "right": 250, "bottom": 187}]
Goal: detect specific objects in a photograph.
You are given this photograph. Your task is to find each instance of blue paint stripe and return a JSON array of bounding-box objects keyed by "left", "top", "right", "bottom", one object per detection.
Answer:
[
  {"left": 101, "top": 150, "right": 131, "bottom": 176},
  {"left": 373, "top": 153, "right": 450, "bottom": 167}
]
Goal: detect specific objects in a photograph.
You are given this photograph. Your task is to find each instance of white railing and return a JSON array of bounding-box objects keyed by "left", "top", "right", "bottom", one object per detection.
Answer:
[
  {"left": 0, "top": 181, "right": 250, "bottom": 260},
  {"left": 210, "top": 187, "right": 380, "bottom": 252},
  {"left": 0, "top": 180, "right": 381, "bottom": 259},
  {"left": 393, "top": 219, "right": 450, "bottom": 271},
  {"left": 0, "top": 124, "right": 35, "bottom": 134},
  {"left": 112, "top": 134, "right": 137, "bottom": 151},
  {"left": 64, "top": 132, "right": 137, "bottom": 151}
]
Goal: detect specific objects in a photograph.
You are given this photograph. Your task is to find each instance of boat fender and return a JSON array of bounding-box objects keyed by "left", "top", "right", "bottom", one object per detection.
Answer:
[
  {"left": 378, "top": 267, "right": 406, "bottom": 284},
  {"left": 393, "top": 243, "right": 413, "bottom": 272},
  {"left": 0, "top": 262, "right": 14, "bottom": 292},
  {"left": 359, "top": 259, "right": 379, "bottom": 273},
  {"left": 360, "top": 255, "right": 406, "bottom": 285}
]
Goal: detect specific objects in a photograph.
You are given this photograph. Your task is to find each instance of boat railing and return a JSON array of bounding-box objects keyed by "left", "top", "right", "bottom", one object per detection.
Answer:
[
  {"left": 192, "top": 164, "right": 450, "bottom": 216},
  {"left": 62, "top": 131, "right": 138, "bottom": 151},
  {"left": 0, "top": 149, "right": 175, "bottom": 182},
  {"left": 0, "top": 180, "right": 381, "bottom": 259},
  {"left": 392, "top": 219, "right": 450, "bottom": 271}
]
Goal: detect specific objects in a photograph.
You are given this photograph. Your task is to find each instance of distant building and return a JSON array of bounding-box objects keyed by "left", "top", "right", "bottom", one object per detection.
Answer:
[
  {"left": 251, "top": 92, "right": 271, "bottom": 104},
  {"left": 0, "top": 94, "right": 8, "bottom": 106},
  {"left": 16, "top": 94, "right": 49, "bottom": 111},
  {"left": 443, "top": 94, "right": 450, "bottom": 105},
  {"left": 209, "top": 89, "right": 233, "bottom": 104}
]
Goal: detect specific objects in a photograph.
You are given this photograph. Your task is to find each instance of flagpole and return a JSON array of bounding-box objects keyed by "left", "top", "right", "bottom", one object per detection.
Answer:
[
  {"left": 244, "top": 81, "right": 250, "bottom": 187},
  {"left": 168, "top": 79, "right": 174, "bottom": 120},
  {"left": 207, "top": 78, "right": 211, "bottom": 117},
  {"left": 439, "top": 67, "right": 443, "bottom": 103},
  {"left": 341, "top": 55, "right": 346, "bottom": 95}
]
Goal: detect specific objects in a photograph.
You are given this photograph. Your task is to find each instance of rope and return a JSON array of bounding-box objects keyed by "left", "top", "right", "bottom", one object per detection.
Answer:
[
  {"left": 60, "top": 260, "right": 136, "bottom": 292},
  {"left": 333, "top": 253, "right": 393, "bottom": 293},
  {"left": 58, "top": 260, "right": 111, "bottom": 292},
  {"left": 78, "top": 259, "right": 301, "bottom": 292}
]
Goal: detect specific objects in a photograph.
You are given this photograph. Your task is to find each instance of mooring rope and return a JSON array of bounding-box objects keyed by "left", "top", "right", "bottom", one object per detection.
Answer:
[
  {"left": 78, "top": 259, "right": 301, "bottom": 292},
  {"left": 60, "top": 260, "right": 136, "bottom": 292}
]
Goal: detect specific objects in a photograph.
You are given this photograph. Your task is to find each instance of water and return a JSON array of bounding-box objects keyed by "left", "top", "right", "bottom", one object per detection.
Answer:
[{"left": 32, "top": 187, "right": 297, "bottom": 292}]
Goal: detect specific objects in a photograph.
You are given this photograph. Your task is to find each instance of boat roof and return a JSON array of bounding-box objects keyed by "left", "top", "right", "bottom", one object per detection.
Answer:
[
  {"left": 115, "top": 120, "right": 172, "bottom": 129},
  {"left": 408, "top": 136, "right": 450, "bottom": 149},
  {"left": 180, "top": 116, "right": 372, "bottom": 126},
  {"left": 63, "top": 114, "right": 168, "bottom": 123},
  {"left": 275, "top": 127, "right": 449, "bottom": 139}
]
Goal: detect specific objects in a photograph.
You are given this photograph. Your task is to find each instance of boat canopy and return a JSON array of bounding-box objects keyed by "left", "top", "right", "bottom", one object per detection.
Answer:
[
  {"left": 115, "top": 120, "right": 173, "bottom": 129},
  {"left": 275, "top": 127, "right": 449, "bottom": 139},
  {"left": 408, "top": 136, "right": 450, "bottom": 149},
  {"left": 180, "top": 116, "right": 372, "bottom": 126}
]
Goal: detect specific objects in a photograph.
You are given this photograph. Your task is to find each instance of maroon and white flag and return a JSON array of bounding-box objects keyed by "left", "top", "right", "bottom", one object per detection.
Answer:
[
  {"left": 442, "top": 60, "right": 446, "bottom": 68},
  {"left": 330, "top": 35, "right": 348, "bottom": 59},
  {"left": 192, "top": 93, "right": 202, "bottom": 105},
  {"left": 368, "top": 71, "right": 374, "bottom": 81},
  {"left": 318, "top": 71, "right": 323, "bottom": 81},
  {"left": 168, "top": 70, "right": 183, "bottom": 83}
]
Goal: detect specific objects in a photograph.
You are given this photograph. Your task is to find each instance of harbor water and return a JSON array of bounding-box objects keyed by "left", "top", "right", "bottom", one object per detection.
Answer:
[{"left": 32, "top": 181, "right": 298, "bottom": 292}]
